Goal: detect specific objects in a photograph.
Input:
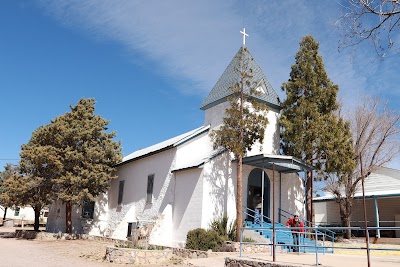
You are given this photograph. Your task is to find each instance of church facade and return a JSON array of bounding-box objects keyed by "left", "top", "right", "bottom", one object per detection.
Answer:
[{"left": 46, "top": 45, "right": 308, "bottom": 247}]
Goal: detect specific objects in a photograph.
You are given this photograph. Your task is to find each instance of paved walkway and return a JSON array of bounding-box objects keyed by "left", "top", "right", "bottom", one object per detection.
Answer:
[{"left": 187, "top": 252, "right": 400, "bottom": 267}]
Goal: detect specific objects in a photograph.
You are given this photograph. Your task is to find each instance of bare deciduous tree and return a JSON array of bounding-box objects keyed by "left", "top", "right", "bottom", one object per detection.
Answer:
[
  {"left": 339, "top": 1, "right": 400, "bottom": 56},
  {"left": 325, "top": 97, "right": 400, "bottom": 238}
]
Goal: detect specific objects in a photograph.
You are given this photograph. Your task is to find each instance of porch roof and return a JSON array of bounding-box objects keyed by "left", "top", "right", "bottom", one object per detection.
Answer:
[{"left": 242, "top": 154, "right": 314, "bottom": 173}]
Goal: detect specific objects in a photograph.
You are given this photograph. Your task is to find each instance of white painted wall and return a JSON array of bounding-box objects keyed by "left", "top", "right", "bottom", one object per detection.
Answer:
[
  {"left": 174, "top": 130, "right": 212, "bottom": 170},
  {"left": 46, "top": 200, "right": 83, "bottom": 233},
  {"left": 314, "top": 202, "right": 327, "bottom": 225},
  {"left": 87, "top": 192, "right": 109, "bottom": 236},
  {"left": 201, "top": 152, "right": 236, "bottom": 229},
  {"left": 172, "top": 169, "right": 204, "bottom": 247},
  {"left": 0, "top": 206, "right": 48, "bottom": 223},
  {"left": 106, "top": 147, "right": 176, "bottom": 242},
  {"left": 204, "top": 101, "right": 280, "bottom": 156},
  {"left": 247, "top": 107, "right": 281, "bottom": 156},
  {"left": 279, "top": 172, "right": 305, "bottom": 221},
  {"left": 204, "top": 101, "right": 230, "bottom": 129}
]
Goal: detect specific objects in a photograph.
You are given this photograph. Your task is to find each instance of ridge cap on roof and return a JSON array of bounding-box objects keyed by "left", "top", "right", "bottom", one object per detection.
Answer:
[{"left": 121, "top": 125, "right": 209, "bottom": 164}]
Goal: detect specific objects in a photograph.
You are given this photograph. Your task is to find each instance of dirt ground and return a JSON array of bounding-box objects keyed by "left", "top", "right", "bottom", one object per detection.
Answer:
[
  {"left": 0, "top": 227, "right": 192, "bottom": 267},
  {"left": 1, "top": 226, "right": 400, "bottom": 267}
]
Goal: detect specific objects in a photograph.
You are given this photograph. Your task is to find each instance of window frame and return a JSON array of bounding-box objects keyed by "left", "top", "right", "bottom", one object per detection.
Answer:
[
  {"left": 146, "top": 174, "right": 155, "bottom": 204},
  {"left": 118, "top": 180, "right": 125, "bottom": 206}
]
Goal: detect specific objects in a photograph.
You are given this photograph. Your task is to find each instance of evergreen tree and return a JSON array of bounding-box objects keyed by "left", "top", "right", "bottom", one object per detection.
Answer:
[
  {"left": 0, "top": 163, "right": 19, "bottom": 221},
  {"left": 48, "top": 98, "right": 123, "bottom": 233},
  {"left": 280, "top": 35, "right": 354, "bottom": 225},
  {"left": 1, "top": 125, "right": 59, "bottom": 231},
  {"left": 211, "top": 47, "right": 269, "bottom": 241}
]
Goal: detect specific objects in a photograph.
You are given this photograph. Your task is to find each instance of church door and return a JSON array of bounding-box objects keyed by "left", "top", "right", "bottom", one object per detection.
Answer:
[{"left": 246, "top": 168, "right": 270, "bottom": 221}]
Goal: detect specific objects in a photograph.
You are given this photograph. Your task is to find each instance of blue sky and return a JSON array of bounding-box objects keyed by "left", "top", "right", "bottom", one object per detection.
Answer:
[{"left": 1, "top": 0, "right": 399, "bottom": 172}]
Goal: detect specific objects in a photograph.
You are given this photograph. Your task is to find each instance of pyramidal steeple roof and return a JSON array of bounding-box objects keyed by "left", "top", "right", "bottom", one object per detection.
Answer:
[{"left": 200, "top": 47, "right": 280, "bottom": 110}]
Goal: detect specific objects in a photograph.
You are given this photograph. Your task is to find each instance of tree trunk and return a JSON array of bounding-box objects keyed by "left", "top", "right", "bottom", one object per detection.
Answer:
[
  {"left": 236, "top": 155, "right": 243, "bottom": 242},
  {"left": 33, "top": 206, "right": 41, "bottom": 231},
  {"left": 306, "top": 171, "right": 313, "bottom": 225},
  {"left": 3, "top": 207, "right": 7, "bottom": 222},
  {"left": 339, "top": 198, "right": 352, "bottom": 239},
  {"left": 66, "top": 201, "right": 72, "bottom": 233}
]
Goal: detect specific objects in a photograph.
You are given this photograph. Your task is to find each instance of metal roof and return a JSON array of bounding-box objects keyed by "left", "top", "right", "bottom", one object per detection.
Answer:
[
  {"left": 119, "top": 125, "right": 210, "bottom": 166},
  {"left": 171, "top": 148, "right": 225, "bottom": 173},
  {"left": 314, "top": 166, "right": 400, "bottom": 201},
  {"left": 242, "top": 154, "right": 314, "bottom": 173},
  {"left": 200, "top": 47, "right": 281, "bottom": 110}
]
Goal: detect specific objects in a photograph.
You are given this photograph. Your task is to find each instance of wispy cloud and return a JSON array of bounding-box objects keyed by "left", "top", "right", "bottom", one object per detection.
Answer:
[{"left": 37, "top": 0, "right": 400, "bottom": 109}]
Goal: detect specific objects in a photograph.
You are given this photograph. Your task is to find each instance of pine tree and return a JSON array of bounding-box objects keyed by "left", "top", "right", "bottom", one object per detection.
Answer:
[
  {"left": 1, "top": 125, "right": 59, "bottom": 231},
  {"left": 48, "top": 98, "right": 123, "bottom": 233},
  {"left": 280, "top": 35, "right": 354, "bottom": 225},
  {"left": 3, "top": 99, "right": 123, "bottom": 233},
  {"left": 211, "top": 47, "right": 269, "bottom": 241},
  {"left": 0, "top": 163, "right": 19, "bottom": 222}
]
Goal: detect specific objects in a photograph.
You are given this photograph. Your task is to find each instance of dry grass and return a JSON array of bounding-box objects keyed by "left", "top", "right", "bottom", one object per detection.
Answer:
[{"left": 334, "top": 242, "right": 400, "bottom": 256}]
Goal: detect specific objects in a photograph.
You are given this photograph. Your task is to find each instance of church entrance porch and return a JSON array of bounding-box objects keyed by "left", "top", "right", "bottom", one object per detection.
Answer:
[{"left": 246, "top": 168, "right": 270, "bottom": 223}]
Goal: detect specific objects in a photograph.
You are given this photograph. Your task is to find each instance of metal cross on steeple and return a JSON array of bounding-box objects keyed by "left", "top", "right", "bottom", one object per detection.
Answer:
[{"left": 240, "top": 28, "right": 249, "bottom": 46}]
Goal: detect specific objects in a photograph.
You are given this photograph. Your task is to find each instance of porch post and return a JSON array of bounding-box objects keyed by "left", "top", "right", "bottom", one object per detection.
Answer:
[
  {"left": 272, "top": 163, "right": 276, "bottom": 262},
  {"left": 261, "top": 167, "right": 264, "bottom": 226},
  {"left": 303, "top": 172, "right": 307, "bottom": 220},
  {"left": 279, "top": 172, "right": 282, "bottom": 223},
  {"left": 374, "top": 196, "right": 380, "bottom": 238}
]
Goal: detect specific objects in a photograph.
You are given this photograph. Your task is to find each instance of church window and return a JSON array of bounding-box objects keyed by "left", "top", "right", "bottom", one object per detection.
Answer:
[
  {"left": 118, "top": 180, "right": 125, "bottom": 205},
  {"left": 82, "top": 199, "right": 95, "bottom": 219},
  {"left": 14, "top": 207, "right": 20, "bottom": 216},
  {"left": 147, "top": 174, "right": 154, "bottom": 204}
]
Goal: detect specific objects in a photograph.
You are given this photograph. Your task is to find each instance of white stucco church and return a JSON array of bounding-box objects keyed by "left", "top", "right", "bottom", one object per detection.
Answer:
[{"left": 46, "top": 32, "right": 312, "bottom": 247}]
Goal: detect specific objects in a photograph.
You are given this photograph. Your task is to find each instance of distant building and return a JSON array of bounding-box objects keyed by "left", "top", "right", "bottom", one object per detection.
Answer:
[
  {"left": 314, "top": 167, "right": 400, "bottom": 238},
  {"left": 0, "top": 205, "right": 48, "bottom": 226},
  {"left": 47, "top": 42, "right": 312, "bottom": 247}
]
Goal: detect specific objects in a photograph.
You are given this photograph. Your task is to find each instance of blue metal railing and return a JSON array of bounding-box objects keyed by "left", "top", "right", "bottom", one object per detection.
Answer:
[
  {"left": 278, "top": 208, "right": 336, "bottom": 240},
  {"left": 239, "top": 225, "right": 400, "bottom": 266},
  {"left": 243, "top": 206, "right": 334, "bottom": 255}
]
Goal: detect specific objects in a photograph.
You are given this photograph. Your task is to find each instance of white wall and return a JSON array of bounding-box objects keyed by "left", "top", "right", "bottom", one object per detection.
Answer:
[
  {"left": 279, "top": 172, "right": 305, "bottom": 221},
  {"left": 201, "top": 152, "right": 236, "bottom": 229},
  {"left": 204, "top": 102, "right": 280, "bottom": 156},
  {"left": 172, "top": 169, "right": 204, "bottom": 247},
  {"left": 174, "top": 130, "right": 212, "bottom": 170},
  {"left": 247, "top": 107, "right": 280, "bottom": 156},
  {"left": 87, "top": 192, "right": 109, "bottom": 236},
  {"left": 0, "top": 206, "right": 48, "bottom": 223},
  {"left": 314, "top": 202, "right": 327, "bottom": 225},
  {"left": 46, "top": 200, "right": 83, "bottom": 233},
  {"left": 107, "top": 147, "right": 176, "bottom": 242},
  {"left": 204, "top": 101, "right": 230, "bottom": 129}
]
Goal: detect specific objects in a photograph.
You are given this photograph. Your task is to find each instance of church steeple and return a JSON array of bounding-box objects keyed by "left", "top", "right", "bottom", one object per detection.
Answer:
[{"left": 200, "top": 46, "right": 280, "bottom": 111}]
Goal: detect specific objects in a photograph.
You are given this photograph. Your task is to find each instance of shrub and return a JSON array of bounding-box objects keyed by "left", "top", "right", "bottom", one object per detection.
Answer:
[
  {"left": 210, "top": 214, "right": 236, "bottom": 241},
  {"left": 185, "top": 228, "right": 225, "bottom": 251}
]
